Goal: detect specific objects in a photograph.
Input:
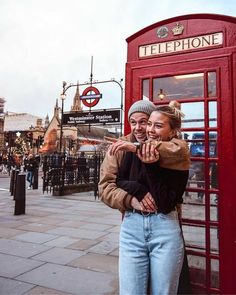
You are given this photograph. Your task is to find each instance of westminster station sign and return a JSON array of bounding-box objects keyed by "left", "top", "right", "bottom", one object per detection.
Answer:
[
  {"left": 63, "top": 109, "right": 120, "bottom": 125},
  {"left": 139, "top": 32, "right": 223, "bottom": 58}
]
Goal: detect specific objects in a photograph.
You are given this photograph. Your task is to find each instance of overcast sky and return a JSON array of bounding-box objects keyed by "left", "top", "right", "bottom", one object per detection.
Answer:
[{"left": 0, "top": 0, "right": 235, "bottom": 120}]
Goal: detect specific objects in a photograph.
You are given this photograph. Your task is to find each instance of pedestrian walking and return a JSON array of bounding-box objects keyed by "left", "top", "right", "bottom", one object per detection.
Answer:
[{"left": 25, "top": 154, "right": 37, "bottom": 189}]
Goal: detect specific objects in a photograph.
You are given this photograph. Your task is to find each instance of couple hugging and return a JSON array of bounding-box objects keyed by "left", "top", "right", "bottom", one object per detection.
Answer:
[{"left": 99, "top": 100, "right": 191, "bottom": 295}]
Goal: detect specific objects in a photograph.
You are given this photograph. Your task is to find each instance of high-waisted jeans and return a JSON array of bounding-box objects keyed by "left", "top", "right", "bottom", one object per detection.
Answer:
[{"left": 119, "top": 210, "right": 184, "bottom": 295}]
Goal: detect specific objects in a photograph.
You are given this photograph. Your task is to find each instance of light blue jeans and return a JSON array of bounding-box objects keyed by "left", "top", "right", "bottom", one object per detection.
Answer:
[
  {"left": 119, "top": 210, "right": 184, "bottom": 295},
  {"left": 27, "top": 171, "right": 34, "bottom": 187}
]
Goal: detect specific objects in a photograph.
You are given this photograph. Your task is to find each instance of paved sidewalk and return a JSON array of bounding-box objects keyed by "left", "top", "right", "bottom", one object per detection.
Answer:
[{"left": 0, "top": 176, "right": 120, "bottom": 295}]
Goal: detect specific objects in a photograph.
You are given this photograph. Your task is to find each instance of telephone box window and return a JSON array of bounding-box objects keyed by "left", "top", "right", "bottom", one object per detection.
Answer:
[
  {"left": 187, "top": 254, "right": 206, "bottom": 286},
  {"left": 183, "top": 225, "right": 206, "bottom": 250},
  {"left": 209, "top": 101, "right": 217, "bottom": 127},
  {"left": 210, "top": 162, "right": 218, "bottom": 189},
  {"left": 208, "top": 72, "right": 216, "bottom": 97},
  {"left": 209, "top": 132, "right": 217, "bottom": 158},
  {"left": 181, "top": 102, "right": 204, "bottom": 128},
  {"left": 153, "top": 73, "right": 204, "bottom": 101},
  {"left": 210, "top": 193, "right": 218, "bottom": 221},
  {"left": 185, "top": 131, "right": 205, "bottom": 157},
  {"left": 142, "top": 79, "right": 150, "bottom": 100},
  {"left": 211, "top": 259, "right": 219, "bottom": 289},
  {"left": 210, "top": 227, "right": 219, "bottom": 254}
]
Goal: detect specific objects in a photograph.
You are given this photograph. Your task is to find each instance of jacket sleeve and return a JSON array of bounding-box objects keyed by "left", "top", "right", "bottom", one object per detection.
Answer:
[
  {"left": 155, "top": 138, "right": 191, "bottom": 170},
  {"left": 98, "top": 151, "right": 133, "bottom": 212}
]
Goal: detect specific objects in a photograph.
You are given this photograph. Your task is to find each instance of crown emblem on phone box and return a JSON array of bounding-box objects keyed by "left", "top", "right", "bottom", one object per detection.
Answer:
[{"left": 172, "top": 23, "right": 184, "bottom": 35}]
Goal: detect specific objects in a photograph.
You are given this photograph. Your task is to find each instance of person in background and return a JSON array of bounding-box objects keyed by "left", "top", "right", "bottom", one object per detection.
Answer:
[
  {"left": 191, "top": 153, "right": 204, "bottom": 201},
  {"left": 77, "top": 152, "right": 89, "bottom": 183},
  {"left": 25, "top": 154, "right": 37, "bottom": 189}
]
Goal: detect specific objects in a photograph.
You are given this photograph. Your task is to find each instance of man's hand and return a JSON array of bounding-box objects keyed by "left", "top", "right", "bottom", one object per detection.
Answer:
[
  {"left": 130, "top": 197, "right": 143, "bottom": 211},
  {"left": 109, "top": 140, "right": 136, "bottom": 156},
  {"left": 137, "top": 142, "right": 160, "bottom": 163}
]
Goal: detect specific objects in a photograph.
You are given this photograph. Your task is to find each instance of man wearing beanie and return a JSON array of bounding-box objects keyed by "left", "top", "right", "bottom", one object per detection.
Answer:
[
  {"left": 99, "top": 99, "right": 190, "bottom": 212},
  {"left": 128, "top": 100, "right": 156, "bottom": 119}
]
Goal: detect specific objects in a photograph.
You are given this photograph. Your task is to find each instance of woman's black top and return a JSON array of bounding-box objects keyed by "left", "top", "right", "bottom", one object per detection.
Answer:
[{"left": 117, "top": 152, "right": 189, "bottom": 214}]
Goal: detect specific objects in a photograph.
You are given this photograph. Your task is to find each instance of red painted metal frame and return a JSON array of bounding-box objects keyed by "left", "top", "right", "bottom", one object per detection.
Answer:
[{"left": 125, "top": 14, "right": 236, "bottom": 294}]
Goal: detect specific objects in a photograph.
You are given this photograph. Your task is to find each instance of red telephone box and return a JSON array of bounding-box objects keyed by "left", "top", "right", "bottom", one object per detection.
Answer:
[{"left": 125, "top": 14, "right": 236, "bottom": 294}]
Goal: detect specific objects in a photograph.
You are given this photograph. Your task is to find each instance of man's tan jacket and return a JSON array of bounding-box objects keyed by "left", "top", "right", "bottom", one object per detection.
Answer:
[{"left": 99, "top": 134, "right": 190, "bottom": 213}]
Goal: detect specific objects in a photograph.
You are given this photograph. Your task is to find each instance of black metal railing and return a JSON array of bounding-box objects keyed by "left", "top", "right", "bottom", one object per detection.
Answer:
[{"left": 42, "top": 152, "right": 104, "bottom": 198}]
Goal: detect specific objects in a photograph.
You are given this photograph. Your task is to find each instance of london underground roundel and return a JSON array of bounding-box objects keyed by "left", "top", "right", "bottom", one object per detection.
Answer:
[{"left": 81, "top": 86, "right": 101, "bottom": 107}]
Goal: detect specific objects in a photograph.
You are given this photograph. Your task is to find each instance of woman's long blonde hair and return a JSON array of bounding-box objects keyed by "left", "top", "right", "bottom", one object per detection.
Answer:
[{"left": 155, "top": 100, "right": 185, "bottom": 138}]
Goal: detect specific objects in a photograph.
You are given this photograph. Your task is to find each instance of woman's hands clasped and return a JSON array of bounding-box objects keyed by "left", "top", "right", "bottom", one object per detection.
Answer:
[{"left": 131, "top": 192, "right": 158, "bottom": 212}]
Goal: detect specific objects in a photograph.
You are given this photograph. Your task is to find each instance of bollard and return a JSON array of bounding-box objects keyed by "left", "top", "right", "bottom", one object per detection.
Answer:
[
  {"left": 14, "top": 173, "right": 26, "bottom": 215},
  {"left": 10, "top": 169, "right": 16, "bottom": 196},
  {"left": 32, "top": 168, "right": 38, "bottom": 189},
  {"left": 13, "top": 169, "right": 20, "bottom": 200}
]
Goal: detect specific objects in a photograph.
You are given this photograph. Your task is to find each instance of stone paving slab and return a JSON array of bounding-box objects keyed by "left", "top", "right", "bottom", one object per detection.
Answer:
[
  {"left": 68, "top": 253, "right": 118, "bottom": 274},
  {"left": 43, "top": 236, "right": 79, "bottom": 248},
  {"left": 79, "top": 222, "right": 114, "bottom": 231},
  {"left": 16, "top": 263, "right": 118, "bottom": 295},
  {"left": 43, "top": 213, "right": 88, "bottom": 222},
  {"left": 109, "top": 248, "right": 119, "bottom": 257},
  {"left": 46, "top": 226, "right": 107, "bottom": 240},
  {"left": 22, "top": 216, "right": 67, "bottom": 225},
  {"left": 0, "top": 227, "right": 27, "bottom": 238},
  {"left": 23, "top": 210, "right": 52, "bottom": 217},
  {"left": 88, "top": 240, "right": 119, "bottom": 255},
  {"left": 14, "top": 232, "right": 59, "bottom": 244},
  {"left": 0, "top": 238, "right": 52, "bottom": 258},
  {"left": 106, "top": 225, "right": 121, "bottom": 233},
  {"left": 24, "top": 286, "right": 73, "bottom": 295},
  {"left": 55, "top": 220, "right": 86, "bottom": 228},
  {"left": 98, "top": 232, "right": 120, "bottom": 243},
  {"left": 0, "top": 253, "right": 44, "bottom": 278},
  {"left": 66, "top": 239, "right": 99, "bottom": 251},
  {"left": 17, "top": 222, "right": 57, "bottom": 232},
  {"left": 84, "top": 216, "right": 121, "bottom": 226},
  {"left": 0, "top": 220, "right": 27, "bottom": 228},
  {"left": 0, "top": 277, "right": 34, "bottom": 295},
  {"left": 32, "top": 247, "right": 85, "bottom": 265}
]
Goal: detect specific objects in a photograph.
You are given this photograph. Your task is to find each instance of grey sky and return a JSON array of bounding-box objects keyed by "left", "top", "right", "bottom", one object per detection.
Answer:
[{"left": 0, "top": 0, "right": 235, "bottom": 120}]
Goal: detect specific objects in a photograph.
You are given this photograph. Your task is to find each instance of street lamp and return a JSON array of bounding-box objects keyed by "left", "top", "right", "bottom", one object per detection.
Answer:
[
  {"left": 59, "top": 88, "right": 66, "bottom": 153},
  {"left": 157, "top": 88, "right": 166, "bottom": 100}
]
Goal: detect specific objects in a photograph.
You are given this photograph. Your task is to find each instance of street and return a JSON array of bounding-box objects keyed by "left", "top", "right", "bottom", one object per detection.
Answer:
[{"left": 0, "top": 175, "right": 120, "bottom": 295}]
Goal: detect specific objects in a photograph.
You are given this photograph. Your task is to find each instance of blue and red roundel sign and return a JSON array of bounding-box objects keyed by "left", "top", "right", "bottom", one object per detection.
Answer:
[{"left": 80, "top": 86, "right": 102, "bottom": 108}]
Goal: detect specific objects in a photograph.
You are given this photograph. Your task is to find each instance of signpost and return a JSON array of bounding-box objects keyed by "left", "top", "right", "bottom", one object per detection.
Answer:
[
  {"left": 80, "top": 86, "right": 102, "bottom": 107},
  {"left": 60, "top": 79, "right": 123, "bottom": 135},
  {"left": 63, "top": 109, "right": 120, "bottom": 125},
  {"left": 60, "top": 58, "right": 123, "bottom": 140}
]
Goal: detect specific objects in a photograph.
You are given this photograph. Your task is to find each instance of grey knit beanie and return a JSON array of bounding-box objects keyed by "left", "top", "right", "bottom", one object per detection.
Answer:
[{"left": 128, "top": 100, "right": 156, "bottom": 120}]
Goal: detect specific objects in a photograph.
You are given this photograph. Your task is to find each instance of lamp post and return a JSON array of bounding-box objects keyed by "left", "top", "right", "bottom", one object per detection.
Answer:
[{"left": 59, "top": 82, "right": 66, "bottom": 153}]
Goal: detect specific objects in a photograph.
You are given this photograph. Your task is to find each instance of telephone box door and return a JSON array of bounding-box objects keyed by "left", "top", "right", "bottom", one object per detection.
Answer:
[{"left": 127, "top": 55, "right": 235, "bottom": 294}]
